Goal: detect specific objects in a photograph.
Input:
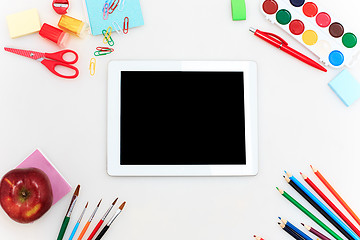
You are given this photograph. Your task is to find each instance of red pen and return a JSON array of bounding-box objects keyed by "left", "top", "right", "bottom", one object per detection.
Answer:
[{"left": 249, "top": 27, "right": 327, "bottom": 72}]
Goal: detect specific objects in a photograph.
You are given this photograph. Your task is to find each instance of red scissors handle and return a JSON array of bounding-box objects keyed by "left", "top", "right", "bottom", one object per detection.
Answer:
[
  {"left": 45, "top": 50, "right": 78, "bottom": 64},
  {"left": 41, "top": 59, "right": 79, "bottom": 79}
]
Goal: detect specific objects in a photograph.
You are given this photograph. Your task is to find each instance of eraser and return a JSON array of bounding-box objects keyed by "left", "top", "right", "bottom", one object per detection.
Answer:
[
  {"left": 231, "top": 0, "right": 246, "bottom": 21},
  {"left": 328, "top": 69, "right": 360, "bottom": 107},
  {"left": 6, "top": 9, "right": 41, "bottom": 39}
]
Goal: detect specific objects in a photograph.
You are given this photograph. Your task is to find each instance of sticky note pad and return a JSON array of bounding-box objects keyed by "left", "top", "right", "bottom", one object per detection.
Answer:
[
  {"left": 231, "top": 0, "right": 246, "bottom": 21},
  {"left": 16, "top": 149, "right": 72, "bottom": 205},
  {"left": 6, "top": 9, "right": 41, "bottom": 38},
  {"left": 328, "top": 69, "right": 360, "bottom": 107}
]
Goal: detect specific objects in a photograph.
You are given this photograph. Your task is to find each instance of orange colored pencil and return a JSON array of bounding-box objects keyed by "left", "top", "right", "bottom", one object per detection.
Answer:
[
  {"left": 311, "top": 165, "right": 360, "bottom": 226},
  {"left": 77, "top": 200, "right": 102, "bottom": 240}
]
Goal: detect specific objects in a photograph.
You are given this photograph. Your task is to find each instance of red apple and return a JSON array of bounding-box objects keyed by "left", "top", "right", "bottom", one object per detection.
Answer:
[{"left": 0, "top": 168, "right": 53, "bottom": 223}]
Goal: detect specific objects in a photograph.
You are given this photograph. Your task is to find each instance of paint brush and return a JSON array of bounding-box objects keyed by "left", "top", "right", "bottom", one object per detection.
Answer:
[
  {"left": 94, "top": 201, "right": 126, "bottom": 240},
  {"left": 77, "top": 199, "right": 102, "bottom": 240},
  {"left": 69, "top": 202, "right": 88, "bottom": 240},
  {"left": 87, "top": 198, "right": 118, "bottom": 240},
  {"left": 57, "top": 184, "right": 80, "bottom": 240}
]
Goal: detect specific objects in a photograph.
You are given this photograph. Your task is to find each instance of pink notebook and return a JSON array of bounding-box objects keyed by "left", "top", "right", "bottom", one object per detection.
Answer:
[{"left": 16, "top": 149, "right": 72, "bottom": 205}]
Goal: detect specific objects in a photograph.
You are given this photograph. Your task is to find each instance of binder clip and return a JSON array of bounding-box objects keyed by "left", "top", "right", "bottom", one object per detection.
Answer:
[{"left": 52, "top": 0, "right": 69, "bottom": 15}]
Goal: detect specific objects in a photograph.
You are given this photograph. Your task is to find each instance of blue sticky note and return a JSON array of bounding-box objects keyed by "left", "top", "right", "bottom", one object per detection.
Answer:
[
  {"left": 84, "top": 0, "right": 144, "bottom": 35},
  {"left": 328, "top": 69, "right": 360, "bottom": 107}
]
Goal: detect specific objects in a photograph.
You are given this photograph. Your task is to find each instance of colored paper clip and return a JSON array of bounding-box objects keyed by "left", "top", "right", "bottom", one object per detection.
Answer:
[
  {"left": 118, "top": 0, "right": 126, "bottom": 11},
  {"left": 103, "top": 3, "right": 110, "bottom": 20},
  {"left": 123, "top": 17, "right": 129, "bottom": 34},
  {"left": 94, "top": 47, "right": 114, "bottom": 56},
  {"left": 89, "top": 58, "right": 96, "bottom": 76},
  {"left": 102, "top": 0, "right": 113, "bottom": 12},
  {"left": 113, "top": 21, "right": 123, "bottom": 36},
  {"left": 108, "top": 0, "right": 119, "bottom": 14},
  {"left": 102, "top": 27, "right": 114, "bottom": 46}
]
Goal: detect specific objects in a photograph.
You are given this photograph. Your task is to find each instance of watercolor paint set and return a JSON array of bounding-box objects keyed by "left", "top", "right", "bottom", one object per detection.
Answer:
[{"left": 260, "top": 0, "right": 359, "bottom": 69}]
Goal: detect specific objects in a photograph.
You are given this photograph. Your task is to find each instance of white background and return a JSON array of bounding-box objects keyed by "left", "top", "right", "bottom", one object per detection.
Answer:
[{"left": 1, "top": 0, "right": 360, "bottom": 239}]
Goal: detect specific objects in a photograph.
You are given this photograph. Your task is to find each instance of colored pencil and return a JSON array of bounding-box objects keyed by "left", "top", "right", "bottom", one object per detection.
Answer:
[
  {"left": 253, "top": 235, "right": 264, "bottom": 240},
  {"left": 285, "top": 172, "right": 359, "bottom": 240},
  {"left": 69, "top": 202, "right": 88, "bottom": 240},
  {"left": 301, "top": 172, "right": 360, "bottom": 237},
  {"left": 95, "top": 201, "right": 126, "bottom": 240},
  {"left": 311, "top": 165, "right": 360, "bottom": 226},
  {"left": 87, "top": 198, "right": 118, "bottom": 240},
  {"left": 279, "top": 217, "right": 312, "bottom": 240},
  {"left": 278, "top": 222, "right": 304, "bottom": 240},
  {"left": 57, "top": 185, "right": 81, "bottom": 240},
  {"left": 77, "top": 199, "right": 102, "bottom": 240},
  {"left": 276, "top": 187, "right": 343, "bottom": 240},
  {"left": 302, "top": 223, "right": 331, "bottom": 240}
]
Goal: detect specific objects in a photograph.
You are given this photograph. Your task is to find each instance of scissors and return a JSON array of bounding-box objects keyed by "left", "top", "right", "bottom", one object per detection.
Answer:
[{"left": 4, "top": 47, "right": 79, "bottom": 79}]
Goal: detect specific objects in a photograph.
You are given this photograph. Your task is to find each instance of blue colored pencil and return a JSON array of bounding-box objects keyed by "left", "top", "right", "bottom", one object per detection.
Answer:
[
  {"left": 279, "top": 222, "right": 305, "bottom": 240},
  {"left": 286, "top": 172, "right": 360, "bottom": 240},
  {"left": 68, "top": 202, "right": 88, "bottom": 240},
  {"left": 279, "top": 217, "right": 313, "bottom": 240}
]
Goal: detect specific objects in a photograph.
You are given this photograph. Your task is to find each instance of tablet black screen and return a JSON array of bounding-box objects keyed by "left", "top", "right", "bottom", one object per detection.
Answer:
[{"left": 120, "top": 71, "right": 246, "bottom": 165}]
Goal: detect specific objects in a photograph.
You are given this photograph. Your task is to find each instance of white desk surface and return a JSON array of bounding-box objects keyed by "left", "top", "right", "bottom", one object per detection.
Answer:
[{"left": 1, "top": 0, "right": 360, "bottom": 239}]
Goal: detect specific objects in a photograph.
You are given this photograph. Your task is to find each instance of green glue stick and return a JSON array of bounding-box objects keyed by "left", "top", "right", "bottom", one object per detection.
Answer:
[{"left": 231, "top": 0, "right": 246, "bottom": 21}]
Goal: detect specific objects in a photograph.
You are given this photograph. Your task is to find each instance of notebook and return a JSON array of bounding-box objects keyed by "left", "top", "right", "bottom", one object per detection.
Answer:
[{"left": 83, "top": 0, "right": 144, "bottom": 35}]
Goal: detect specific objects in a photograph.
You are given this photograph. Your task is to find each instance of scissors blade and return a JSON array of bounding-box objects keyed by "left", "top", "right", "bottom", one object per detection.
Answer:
[{"left": 4, "top": 47, "right": 45, "bottom": 61}]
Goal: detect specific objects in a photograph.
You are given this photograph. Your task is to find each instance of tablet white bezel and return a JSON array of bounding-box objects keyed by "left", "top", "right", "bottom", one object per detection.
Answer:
[{"left": 107, "top": 61, "right": 258, "bottom": 176}]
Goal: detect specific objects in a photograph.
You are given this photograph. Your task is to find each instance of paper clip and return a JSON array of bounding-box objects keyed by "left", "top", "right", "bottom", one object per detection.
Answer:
[
  {"left": 89, "top": 58, "right": 96, "bottom": 76},
  {"left": 102, "top": 0, "right": 113, "bottom": 12},
  {"left": 96, "top": 47, "right": 114, "bottom": 52},
  {"left": 108, "top": 0, "right": 119, "bottom": 14},
  {"left": 123, "top": 17, "right": 129, "bottom": 34},
  {"left": 102, "top": 27, "right": 114, "bottom": 46},
  {"left": 113, "top": 21, "right": 123, "bottom": 36},
  {"left": 94, "top": 47, "right": 114, "bottom": 56},
  {"left": 103, "top": 2, "right": 110, "bottom": 20},
  {"left": 118, "top": 0, "right": 125, "bottom": 11}
]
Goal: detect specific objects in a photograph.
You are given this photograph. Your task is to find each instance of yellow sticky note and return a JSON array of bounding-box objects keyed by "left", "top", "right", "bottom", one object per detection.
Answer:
[{"left": 6, "top": 9, "right": 41, "bottom": 39}]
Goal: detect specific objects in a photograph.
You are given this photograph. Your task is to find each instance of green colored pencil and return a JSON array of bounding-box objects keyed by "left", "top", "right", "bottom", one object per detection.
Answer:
[{"left": 276, "top": 187, "right": 343, "bottom": 240}]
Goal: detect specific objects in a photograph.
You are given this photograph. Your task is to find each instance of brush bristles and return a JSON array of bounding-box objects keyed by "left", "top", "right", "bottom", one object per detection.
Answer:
[
  {"left": 112, "top": 198, "right": 118, "bottom": 205},
  {"left": 74, "top": 185, "right": 80, "bottom": 196},
  {"left": 119, "top": 201, "right": 126, "bottom": 210}
]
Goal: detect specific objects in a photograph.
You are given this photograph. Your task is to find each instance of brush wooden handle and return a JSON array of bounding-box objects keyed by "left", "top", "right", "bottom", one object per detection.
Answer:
[
  {"left": 94, "top": 225, "right": 109, "bottom": 240},
  {"left": 77, "top": 221, "right": 91, "bottom": 240},
  {"left": 87, "top": 220, "right": 104, "bottom": 240},
  {"left": 57, "top": 217, "right": 70, "bottom": 240}
]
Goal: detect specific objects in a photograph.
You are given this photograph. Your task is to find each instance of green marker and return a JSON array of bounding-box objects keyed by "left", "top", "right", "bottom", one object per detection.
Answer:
[{"left": 231, "top": 0, "right": 246, "bottom": 21}]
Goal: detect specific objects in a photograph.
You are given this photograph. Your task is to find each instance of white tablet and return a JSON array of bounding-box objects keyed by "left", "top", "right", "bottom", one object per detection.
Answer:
[{"left": 107, "top": 61, "right": 258, "bottom": 176}]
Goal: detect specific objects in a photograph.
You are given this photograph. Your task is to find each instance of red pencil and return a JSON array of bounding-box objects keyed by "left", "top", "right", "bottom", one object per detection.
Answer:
[
  {"left": 311, "top": 165, "right": 360, "bottom": 226},
  {"left": 249, "top": 27, "right": 327, "bottom": 72},
  {"left": 301, "top": 172, "right": 360, "bottom": 236}
]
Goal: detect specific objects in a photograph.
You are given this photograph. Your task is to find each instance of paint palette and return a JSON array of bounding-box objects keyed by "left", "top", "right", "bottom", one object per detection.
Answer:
[{"left": 260, "top": 0, "right": 360, "bottom": 68}]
